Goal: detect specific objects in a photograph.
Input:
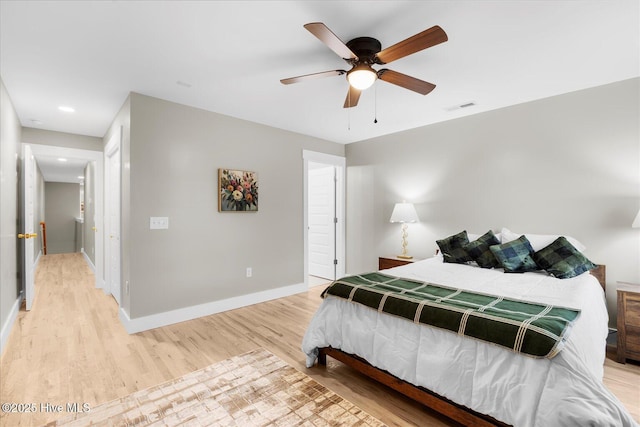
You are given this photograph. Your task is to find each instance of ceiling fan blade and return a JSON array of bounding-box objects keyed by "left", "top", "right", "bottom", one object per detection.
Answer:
[
  {"left": 304, "top": 22, "right": 358, "bottom": 60},
  {"left": 375, "top": 25, "right": 448, "bottom": 64},
  {"left": 343, "top": 86, "right": 361, "bottom": 108},
  {"left": 378, "top": 69, "right": 436, "bottom": 95},
  {"left": 280, "top": 70, "right": 346, "bottom": 85}
]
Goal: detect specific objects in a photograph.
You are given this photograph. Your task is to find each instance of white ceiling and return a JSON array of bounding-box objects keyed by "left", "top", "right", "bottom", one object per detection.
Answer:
[
  {"left": 1, "top": 0, "right": 638, "bottom": 152},
  {"left": 36, "top": 155, "right": 86, "bottom": 184},
  {"left": 28, "top": 144, "right": 100, "bottom": 184}
]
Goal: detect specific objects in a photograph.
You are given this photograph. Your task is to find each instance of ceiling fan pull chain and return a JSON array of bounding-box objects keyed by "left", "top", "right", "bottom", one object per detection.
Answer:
[{"left": 374, "top": 82, "right": 378, "bottom": 124}]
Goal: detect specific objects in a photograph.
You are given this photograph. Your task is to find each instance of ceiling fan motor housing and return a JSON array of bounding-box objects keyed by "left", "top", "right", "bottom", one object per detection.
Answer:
[{"left": 346, "top": 37, "right": 382, "bottom": 64}]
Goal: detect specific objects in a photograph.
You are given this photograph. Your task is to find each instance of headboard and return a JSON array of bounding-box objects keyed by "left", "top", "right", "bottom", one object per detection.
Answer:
[{"left": 591, "top": 265, "right": 606, "bottom": 290}]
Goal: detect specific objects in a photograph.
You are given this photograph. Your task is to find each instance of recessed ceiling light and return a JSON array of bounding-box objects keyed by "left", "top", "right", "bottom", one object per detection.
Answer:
[
  {"left": 58, "top": 158, "right": 68, "bottom": 162},
  {"left": 30, "top": 119, "right": 43, "bottom": 125},
  {"left": 176, "top": 80, "right": 192, "bottom": 88},
  {"left": 58, "top": 106, "right": 75, "bottom": 113}
]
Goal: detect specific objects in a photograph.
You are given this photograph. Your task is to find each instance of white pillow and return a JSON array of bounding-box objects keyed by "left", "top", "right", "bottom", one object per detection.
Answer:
[{"left": 500, "top": 228, "right": 586, "bottom": 252}]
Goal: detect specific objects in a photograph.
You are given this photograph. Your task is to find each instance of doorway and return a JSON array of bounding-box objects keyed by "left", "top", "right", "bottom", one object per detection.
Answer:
[
  {"left": 303, "top": 151, "right": 345, "bottom": 286},
  {"left": 308, "top": 162, "right": 336, "bottom": 280},
  {"left": 28, "top": 144, "right": 104, "bottom": 291}
]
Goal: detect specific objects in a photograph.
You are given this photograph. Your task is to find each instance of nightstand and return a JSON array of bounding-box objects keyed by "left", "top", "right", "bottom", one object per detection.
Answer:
[
  {"left": 379, "top": 256, "right": 419, "bottom": 270},
  {"left": 616, "top": 282, "right": 640, "bottom": 363}
]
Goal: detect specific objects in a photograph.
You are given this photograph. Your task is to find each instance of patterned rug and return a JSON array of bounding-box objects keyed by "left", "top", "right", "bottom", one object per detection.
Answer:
[{"left": 47, "top": 348, "right": 386, "bottom": 426}]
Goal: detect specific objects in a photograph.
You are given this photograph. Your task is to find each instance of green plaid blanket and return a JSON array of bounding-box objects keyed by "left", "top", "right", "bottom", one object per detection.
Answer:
[{"left": 322, "top": 272, "right": 581, "bottom": 358}]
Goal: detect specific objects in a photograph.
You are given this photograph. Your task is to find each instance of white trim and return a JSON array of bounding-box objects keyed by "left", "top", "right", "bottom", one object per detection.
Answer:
[
  {"left": 303, "top": 150, "right": 346, "bottom": 166},
  {"left": 302, "top": 150, "right": 346, "bottom": 286},
  {"left": 104, "top": 129, "right": 122, "bottom": 304},
  {"left": 0, "top": 295, "right": 23, "bottom": 357},
  {"left": 81, "top": 248, "right": 96, "bottom": 273},
  {"left": 118, "top": 282, "right": 307, "bottom": 334}
]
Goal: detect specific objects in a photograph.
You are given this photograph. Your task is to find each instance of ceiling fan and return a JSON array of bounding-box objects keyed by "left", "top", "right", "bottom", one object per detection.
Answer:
[{"left": 280, "top": 23, "right": 448, "bottom": 108}]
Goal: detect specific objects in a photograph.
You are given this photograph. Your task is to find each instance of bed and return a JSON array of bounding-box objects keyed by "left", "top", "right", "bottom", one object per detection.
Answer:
[{"left": 302, "top": 231, "right": 638, "bottom": 427}]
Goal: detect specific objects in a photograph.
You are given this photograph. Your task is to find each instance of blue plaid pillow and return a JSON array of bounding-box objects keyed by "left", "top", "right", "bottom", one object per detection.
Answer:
[
  {"left": 464, "top": 230, "right": 501, "bottom": 268},
  {"left": 436, "top": 230, "right": 472, "bottom": 264},
  {"left": 533, "top": 236, "right": 597, "bottom": 279},
  {"left": 490, "top": 235, "right": 539, "bottom": 273}
]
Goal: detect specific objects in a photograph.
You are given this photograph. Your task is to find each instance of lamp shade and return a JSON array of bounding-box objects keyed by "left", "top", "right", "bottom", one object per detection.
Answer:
[
  {"left": 390, "top": 202, "right": 419, "bottom": 223},
  {"left": 633, "top": 208, "right": 640, "bottom": 228}
]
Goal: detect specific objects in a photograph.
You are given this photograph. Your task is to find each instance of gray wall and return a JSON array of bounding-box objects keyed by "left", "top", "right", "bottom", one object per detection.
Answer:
[
  {"left": 44, "top": 182, "right": 80, "bottom": 254},
  {"left": 0, "top": 77, "right": 21, "bottom": 352},
  {"left": 22, "top": 127, "right": 103, "bottom": 151},
  {"left": 346, "top": 78, "right": 640, "bottom": 325},
  {"left": 105, "top": 93, "right": 345, "bottom": 319}
]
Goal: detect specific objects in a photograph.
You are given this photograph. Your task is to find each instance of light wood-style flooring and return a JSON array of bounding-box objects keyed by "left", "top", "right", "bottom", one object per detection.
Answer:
[{"left": 1, "top": 253, "right": 638, "bottom": 426}]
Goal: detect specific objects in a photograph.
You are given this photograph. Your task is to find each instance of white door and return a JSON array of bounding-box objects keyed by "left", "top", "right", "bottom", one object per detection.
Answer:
[
  {"left": 105, "top": 134, "right": 121, "bottom": 305},
  {"left": 308, "top": 164, "right": 336, "bottom": 280},
  {"left": 21, "top": 144, "right": 37, "bottom": 310}
]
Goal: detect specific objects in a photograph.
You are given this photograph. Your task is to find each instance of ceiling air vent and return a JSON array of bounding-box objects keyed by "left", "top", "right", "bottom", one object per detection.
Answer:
[{"left": 445, "top": 101, "right": 477, "bottom": 112}]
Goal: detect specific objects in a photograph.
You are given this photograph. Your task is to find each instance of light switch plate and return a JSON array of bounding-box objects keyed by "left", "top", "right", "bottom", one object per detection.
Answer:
[{"left": 150, "top": 217, "right": 169, "bottom": 229}]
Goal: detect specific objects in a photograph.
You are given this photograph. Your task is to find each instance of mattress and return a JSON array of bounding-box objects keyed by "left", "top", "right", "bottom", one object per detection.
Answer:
[{"left": 302, "top": 257, "right": 638, "bottom": 427}]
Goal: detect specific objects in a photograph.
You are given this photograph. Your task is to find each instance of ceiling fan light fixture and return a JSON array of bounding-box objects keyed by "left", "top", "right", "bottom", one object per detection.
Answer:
[{"left": 347, "top": 64, "right": 377, "bottom": 90}]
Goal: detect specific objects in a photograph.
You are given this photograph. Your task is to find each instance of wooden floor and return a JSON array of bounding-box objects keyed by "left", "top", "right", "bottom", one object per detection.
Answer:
[{"left": 1, "top": 253, "right": 638, "bottom": 426}]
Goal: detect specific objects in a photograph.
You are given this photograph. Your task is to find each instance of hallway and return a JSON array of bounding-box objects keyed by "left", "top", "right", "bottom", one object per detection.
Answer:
[{"left": 0, "top": 253, "right": 121, "bottom": 426}]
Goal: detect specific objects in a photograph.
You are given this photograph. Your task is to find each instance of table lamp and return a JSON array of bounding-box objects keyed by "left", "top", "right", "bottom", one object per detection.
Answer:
[{"left": 390, "top": 202, "right": 419, "bottom": 259}]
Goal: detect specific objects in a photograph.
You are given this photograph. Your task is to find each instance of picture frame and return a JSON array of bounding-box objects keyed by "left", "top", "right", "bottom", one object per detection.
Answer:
[{"left": 218, "top": 168, "right": 259, "bottom": 212}]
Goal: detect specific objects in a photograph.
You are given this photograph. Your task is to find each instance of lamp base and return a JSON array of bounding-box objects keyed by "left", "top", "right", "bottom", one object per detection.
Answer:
[{"left": 397, "top": 254, "right": 413, "bottom": 260}]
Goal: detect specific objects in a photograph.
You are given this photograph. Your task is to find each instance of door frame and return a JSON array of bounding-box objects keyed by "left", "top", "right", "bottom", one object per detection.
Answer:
[
  {"left": 104, "top": 129, "right": 121, "bottom": 304},
  {"left": 28, "top": 143, "right": 104, "bottom": 289},
  {"left": 303, "top": 150, "right": 345, "bottom": 286},
  {"left": 21, "top": 144, "right": 36, "bottom": 310}
]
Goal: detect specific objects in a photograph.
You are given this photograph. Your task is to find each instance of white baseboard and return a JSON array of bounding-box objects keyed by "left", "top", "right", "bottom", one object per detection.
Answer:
[
  {"left": 0, "top": 294, "right": 23, "bottom": 358},
  {"left": 81, "top": 249, "right": 96, "bottom": 273},
  {"left": 119, "top": 282, "right": 307, "bottom": 334},
  {"left": 80, "top": 249, "right": 105, "bottom": 290}
]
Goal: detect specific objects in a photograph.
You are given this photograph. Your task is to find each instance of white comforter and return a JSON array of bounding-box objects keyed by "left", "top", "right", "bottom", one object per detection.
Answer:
[{"left": 302, "top": 257, "right": 638, "bottom": 427}]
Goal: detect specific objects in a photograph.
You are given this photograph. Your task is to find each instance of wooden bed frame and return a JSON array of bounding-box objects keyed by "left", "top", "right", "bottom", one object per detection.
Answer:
[{"left": 316, "top": 265, "right": 607, "bottom": 427}]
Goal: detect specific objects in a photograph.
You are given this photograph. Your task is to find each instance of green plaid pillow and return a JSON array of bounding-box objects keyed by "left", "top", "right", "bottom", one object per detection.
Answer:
[
  {"left": 437, "top": 230, "right": 472, "bottom": 264},
  {"left": 533, "top": 236, "right": 597, "bottom": 279},
  {"left": 490, "top": 235, "right": 539, "bottom": 273},
  {"left": 464, "top": 230, "right": 501, "bottom": 268}
]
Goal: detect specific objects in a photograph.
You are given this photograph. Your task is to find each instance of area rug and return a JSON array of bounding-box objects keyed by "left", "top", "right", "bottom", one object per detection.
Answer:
[{"left": 47, "top": 348, "right": 386, "bottom": 426}]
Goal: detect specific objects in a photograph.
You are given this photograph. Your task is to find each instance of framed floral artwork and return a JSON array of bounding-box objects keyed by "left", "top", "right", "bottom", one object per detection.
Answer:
[{"left": 218, "top": 169, "right": 259, "bottom": 212}]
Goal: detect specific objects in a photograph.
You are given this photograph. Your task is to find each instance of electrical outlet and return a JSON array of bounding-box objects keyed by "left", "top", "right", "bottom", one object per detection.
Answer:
[
  {"left": 149, "top": 217, "right": 169, "bottom": 229},
  {"left": 246, "top": 267, "right": 252, "bottom": 278}
]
